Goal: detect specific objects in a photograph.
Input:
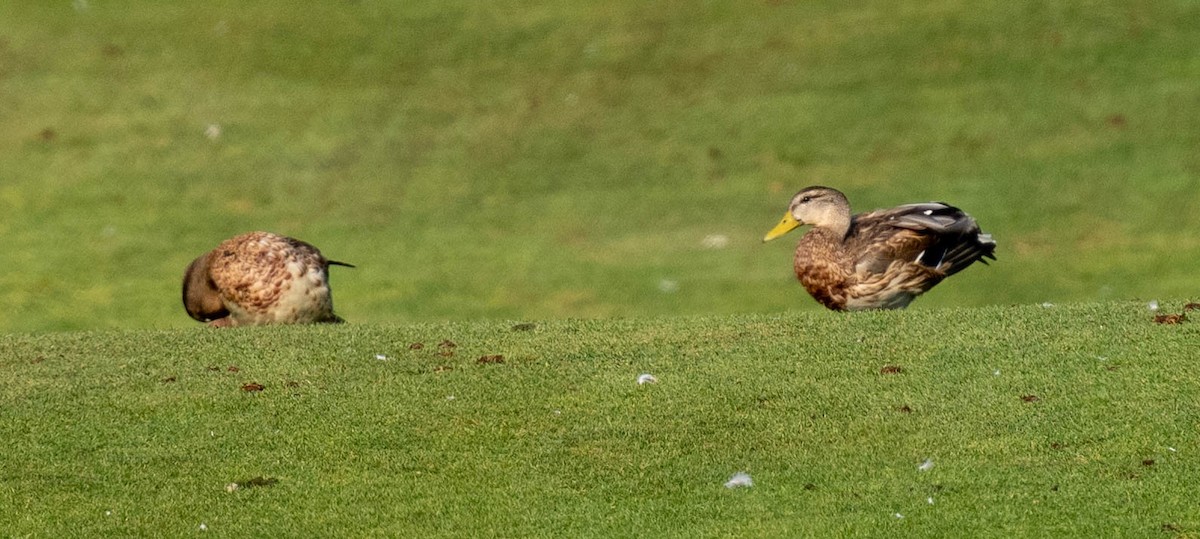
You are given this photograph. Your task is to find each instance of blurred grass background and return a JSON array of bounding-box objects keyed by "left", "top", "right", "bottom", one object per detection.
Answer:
[{"left": 1, "top": 0, "right": 1197, "bottom": 331}]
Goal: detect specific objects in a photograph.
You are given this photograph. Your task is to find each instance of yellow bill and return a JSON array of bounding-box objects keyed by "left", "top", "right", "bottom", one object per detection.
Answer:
[{"left": 763, "top": 213, "right": 801, "bottom": 242}]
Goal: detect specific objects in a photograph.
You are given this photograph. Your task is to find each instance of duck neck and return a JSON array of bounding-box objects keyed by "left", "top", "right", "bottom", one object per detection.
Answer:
[{"left": 825, "top": 213, "right": 852, "bottom": 240}]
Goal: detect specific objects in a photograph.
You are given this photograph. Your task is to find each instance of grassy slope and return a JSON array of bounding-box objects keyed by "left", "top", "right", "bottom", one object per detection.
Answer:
[
  {"left": 2, "top": 1, "right": 1200, "bottom": 332},
  {"left": 2, "top": 302, "right": 1198, "bottom": 537}
]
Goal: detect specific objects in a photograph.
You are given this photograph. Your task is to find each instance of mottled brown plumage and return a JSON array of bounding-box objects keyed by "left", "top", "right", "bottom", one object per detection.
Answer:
[
  {"left": 763, "top": 186, "right": 995, "bottom": 311},
  {"left": 183, "top": 232, "right": 352, "bottom": 327}
]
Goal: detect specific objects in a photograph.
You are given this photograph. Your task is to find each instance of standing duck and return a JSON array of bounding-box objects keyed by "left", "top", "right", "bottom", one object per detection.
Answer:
[
  {"left": 183, "top": 231, "right": 353, "bottom": 327},
  {"left": 763, "top": 186, "right": 995, "bottom": 311}
]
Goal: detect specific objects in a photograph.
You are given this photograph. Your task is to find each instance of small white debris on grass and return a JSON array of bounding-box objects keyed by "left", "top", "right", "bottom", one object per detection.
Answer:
[
  {"left": 724, "top": 471, "right": 753, "bottom": 489},
  {"left": 637, "top": 373, "right": 658, "bottom": 385},
  {"left": 105, "top": 510, "right": 112, "bottom": 516},
  {"left": 658, "top": 279, "right": 679, "bottom": 293},
  {"left": 918, "top": 458, "right": 934, "bottom": 472},
  {"left": 927, "top": 496, "right": 935, "bottom": 505},
  {"left": 553, "top": 410, "right": 562, "bottom": 415},
  {"left": 446, "top": 395, "right": 456, "bottom": 401},
  {"left": 1041, "top": 302, "right": 1055, "bottom": 308},
  {"left": 199, "top": 523, "right": 208, "bottom": 532},
  {"left": 225, "top": 483, "right": 239, "bottom": 492},
  {"left": 204, "top": 124, "right": 222, "bottom": 140},
  {"left": 893, "top": 512, "right": 904, "bottom": 519},
  {"left": 701, "top": 234, "right": 730, "bottom": 249},
  {"left": 993, "top": 369, "right": 1001, "bottom": 376},
  {"left": 1168, "top": 447, "right": 1177, "bottom": 453},
  {"left": 375, "top": 354, "right": 388, "bottom": 361},
  {"left": 1148, "top": 300, "right": 1160, "bottom": 312}
]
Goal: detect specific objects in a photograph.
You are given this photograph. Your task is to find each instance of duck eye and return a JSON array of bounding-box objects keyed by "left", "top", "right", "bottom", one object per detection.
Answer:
[{"left": 800, "top": 196, "right": 812, "bottom": 203}]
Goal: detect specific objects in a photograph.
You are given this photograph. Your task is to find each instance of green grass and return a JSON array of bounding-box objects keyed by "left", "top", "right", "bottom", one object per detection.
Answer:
[
  {"left": 2, "top": 1, "right": 1199, "bottom": 332},
  {"left": 2, "top": 302, "right": 1198, "bottom": 537},
  {"left": 3, "top": 4, "right": 1198, "bottom": 535}
]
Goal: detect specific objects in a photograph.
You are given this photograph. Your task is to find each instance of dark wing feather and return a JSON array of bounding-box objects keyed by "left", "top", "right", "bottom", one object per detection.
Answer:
[{"left": 849, "top": 203, "right": 995, "bottom": 276}]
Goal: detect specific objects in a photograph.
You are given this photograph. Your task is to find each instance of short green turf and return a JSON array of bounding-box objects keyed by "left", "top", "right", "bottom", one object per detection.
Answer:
[
  {"left": 2, "top": 1, "right": 1199, "bottom": 332},
  {"left": 1, "top": 302, "right": 1197, "bottom": 537}
]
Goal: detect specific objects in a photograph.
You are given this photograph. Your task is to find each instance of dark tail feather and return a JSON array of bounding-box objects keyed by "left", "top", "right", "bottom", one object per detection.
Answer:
[{"left": 938, "top": 234, "right": 996, "bottom": 276}]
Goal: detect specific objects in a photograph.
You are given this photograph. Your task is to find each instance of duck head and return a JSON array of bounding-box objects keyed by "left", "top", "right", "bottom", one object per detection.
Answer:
[
  {"left": 182, "top": 251, "right": 229, "bottom": 323},
  {"left": 763, "top": 186, "right": 852, "bottom": 241}
]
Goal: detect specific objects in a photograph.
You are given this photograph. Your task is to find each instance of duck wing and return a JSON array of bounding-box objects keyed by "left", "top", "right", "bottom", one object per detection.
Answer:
[{"left": 850, "top": 203, "right": 995, "bottom": 277}]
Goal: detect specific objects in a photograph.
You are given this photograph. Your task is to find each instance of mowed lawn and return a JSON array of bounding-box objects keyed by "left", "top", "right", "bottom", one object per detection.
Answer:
[
  {"left": 1, "top": 1, "right": 1199, "bottom": 332},
  {"left": 3, "top": 3, "right": 1199, "bottom": 536},
  {"left": 1, "top": 302, "right": 1198, "bottom": 536}
]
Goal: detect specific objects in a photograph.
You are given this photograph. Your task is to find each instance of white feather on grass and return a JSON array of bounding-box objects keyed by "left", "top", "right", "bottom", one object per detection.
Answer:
[{"left": 724, "top": 471, "right": 753, "bottom": 488}]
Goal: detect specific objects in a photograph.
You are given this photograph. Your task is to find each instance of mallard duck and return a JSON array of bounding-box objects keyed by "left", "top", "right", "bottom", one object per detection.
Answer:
[
  {"left": 763, "top": 186, "right": 995, "bottom": 310},
  {"left": 182, "top": 231, "right": 353, "bottom": 327}
]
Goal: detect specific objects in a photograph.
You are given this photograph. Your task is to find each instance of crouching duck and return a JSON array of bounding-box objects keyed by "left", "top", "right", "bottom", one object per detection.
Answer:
[
  {"left": 763, "top": 186, "right": 995, "bottom": 311},
  {"left": 183, "top": 231, "right": 353, "bottom": 327}
]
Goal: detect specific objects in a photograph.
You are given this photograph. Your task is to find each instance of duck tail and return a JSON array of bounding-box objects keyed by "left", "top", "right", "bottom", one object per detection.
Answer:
[{"left": 938, "top": 233, "right": 996, "bottom": 276}]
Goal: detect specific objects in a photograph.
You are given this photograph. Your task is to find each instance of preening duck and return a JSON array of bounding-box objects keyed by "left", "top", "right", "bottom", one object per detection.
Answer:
[
  {"left": 763, "top": 186, "right": 995, "bottom": 311},
  {"left": 182, "top": 231, "right": 352, "bottom": 327}
]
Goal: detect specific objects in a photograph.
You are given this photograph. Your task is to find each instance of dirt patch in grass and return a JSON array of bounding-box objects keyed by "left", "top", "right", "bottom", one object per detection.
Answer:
[{"left": 477, "top": 355, "right": 505, "bottom": 365}]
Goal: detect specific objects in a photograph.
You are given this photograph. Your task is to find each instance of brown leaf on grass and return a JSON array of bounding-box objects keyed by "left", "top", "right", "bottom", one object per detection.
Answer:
[
  {"left": 434, "top": 365, "right": 454, "bottom": 373},
  {"left": 1050, "top": 442, "right": 1065, "bottom": 450},
  {"left": 241, "top": 382, "right": 265, "bottom": 392},
  {"left": 227, "top": 365, "right": 240, "bottom": 373},
  {"left": 1184, "top": 302, "right": 1200, "bottom": 312},
  {"left": 511, "top": 323, "right": 537, "bottom": 331},
  {"left": 897, "top": 405, "right": 913, "bottom": 413},
  {"left": 437, "top": 340, "right": 457, "bottom": 357},
  {"left": 408, "top": 342, "right": 425, "bottom": 350},
  {"left": 161, "top": 376, "right": 177, "bottom": 383},
  {"left": 1105, "top": 113, "right": 1127, "bottom": 129},
  {"left": 1154, "top": 313, "right": 1186, "bottom": 325},
  {"left": 1162, "top": 523, "right": 1182, "bottom": 533},
  {"left": 879, "top": 365, "right": 903, "bottom": 374},
  {"left": 1021, "top": 394, "right": 1040, "bottom": 403},
  {"left": 477, "top": 355, "right": 505, "bottom": 365},
  {"left": 206, "top": 365, "right": 221, "bottom": 372},
  {"left": 1142, "top": 459, "right": 1156, "bottom": 467},
  {"left": 31, "top": 356, "right": 45, "bottom": 364}
]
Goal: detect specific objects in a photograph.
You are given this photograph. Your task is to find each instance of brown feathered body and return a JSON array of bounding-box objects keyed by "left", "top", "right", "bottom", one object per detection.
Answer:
[
  {"left": 183, "top": 232, "right": 350, "bottom": 327},
  {"left": 765, "top": 186, "right": 995, "bottom": 311}
]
